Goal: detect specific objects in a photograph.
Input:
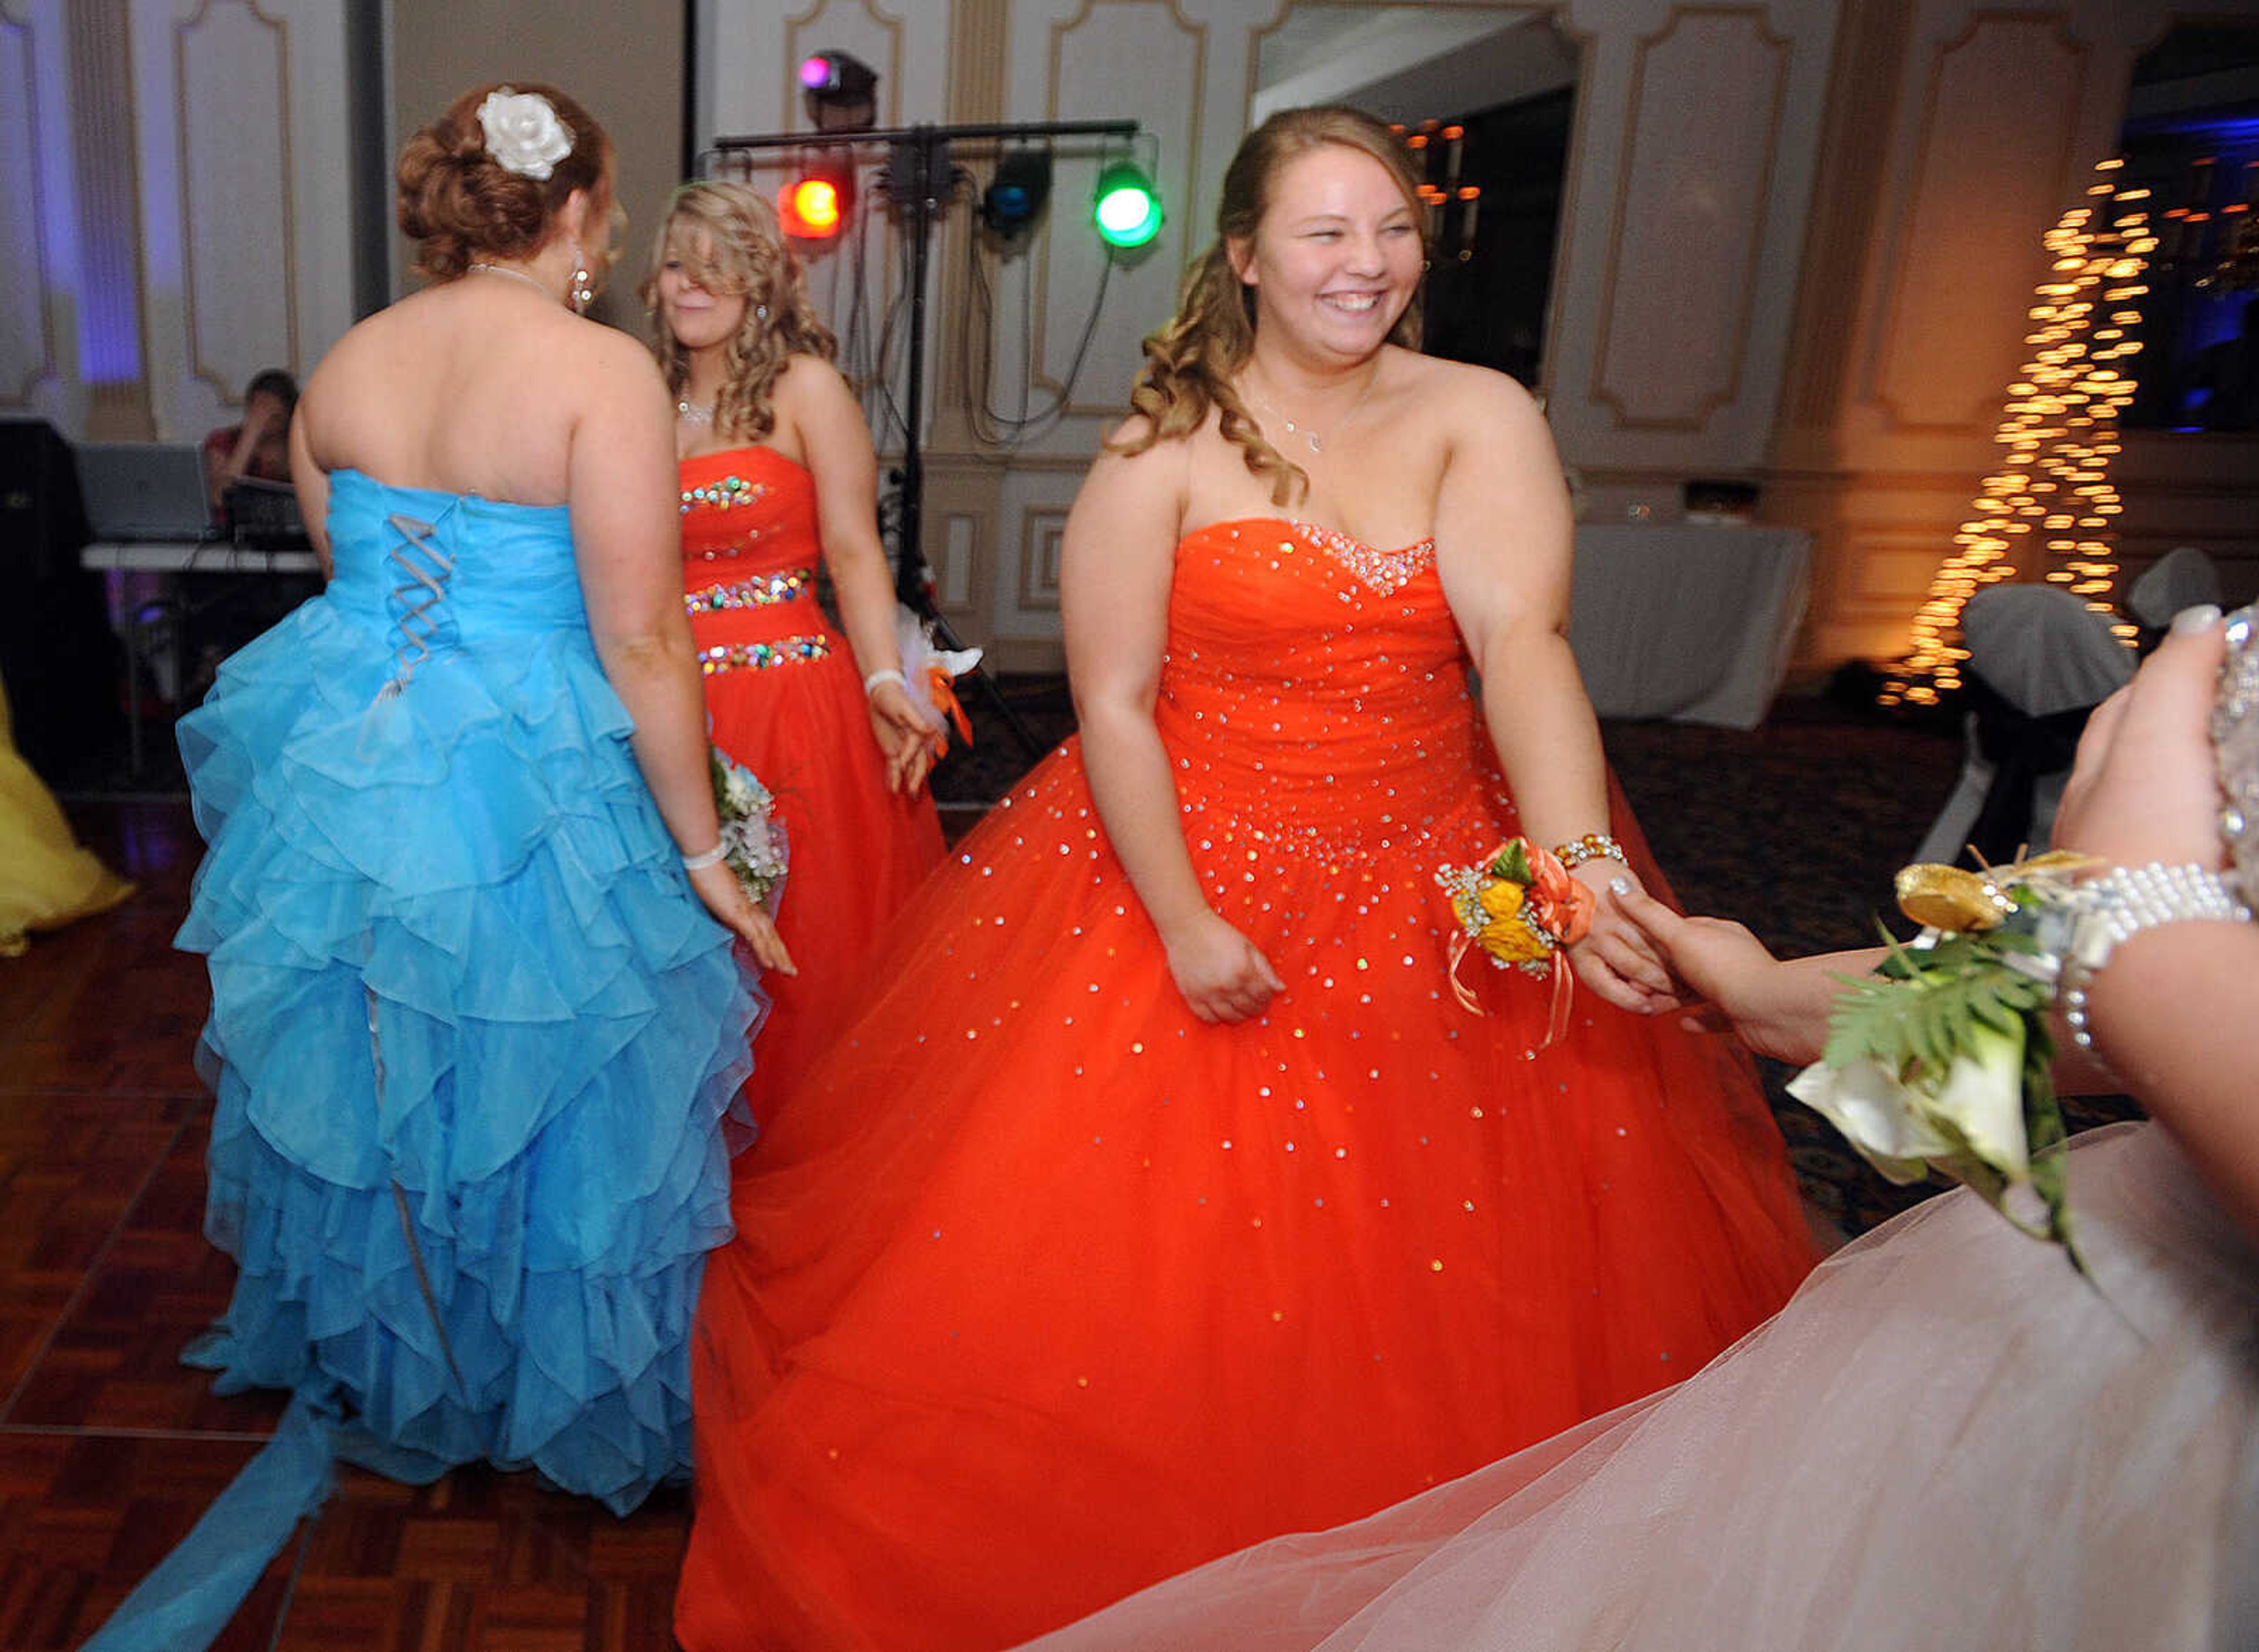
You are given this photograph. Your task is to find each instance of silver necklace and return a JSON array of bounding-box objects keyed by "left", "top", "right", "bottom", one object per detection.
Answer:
[
  {"left": 1245, "top": 365, "right": 1380, "bottom": 456},
  {"left": 677, "top": 399, "right": 715, "bottom": 427},
  {"left": 467, "top": 262, "right": 557, "bottom": 302}
]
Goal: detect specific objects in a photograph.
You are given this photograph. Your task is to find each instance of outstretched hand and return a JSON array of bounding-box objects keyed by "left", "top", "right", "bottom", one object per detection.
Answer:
[
  {"left": 1610, "top": 881, "right": 1859, "bottom": 1068},
  {"left": 1562, "top": 861, "right": 1680, "bottom": 1014},
  {"left": 1162, "top": 909, "right": 1287, "bottom": 1024},
  {"left": 868, "top": 681, "right": 939, "bottom": 796},
  {"left": 687, "top": 860, "right": 798, "bottom": 975}
]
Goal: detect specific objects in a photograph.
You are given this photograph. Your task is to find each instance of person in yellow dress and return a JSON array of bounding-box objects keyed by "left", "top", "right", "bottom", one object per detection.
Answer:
[{"left": 0, "top": 679, "right": 133, "bottom": 955}]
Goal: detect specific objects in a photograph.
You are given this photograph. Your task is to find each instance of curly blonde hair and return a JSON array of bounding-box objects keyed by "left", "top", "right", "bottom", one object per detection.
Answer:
[
  {"left": 395, "top": 82, "right": 612, "bottom": 282},
  {"left": 1113, "top": 106, "right": 1426, "bottom": 507},
  {"left": 642, "top": 181, "right": 838, "bottom": 444}
]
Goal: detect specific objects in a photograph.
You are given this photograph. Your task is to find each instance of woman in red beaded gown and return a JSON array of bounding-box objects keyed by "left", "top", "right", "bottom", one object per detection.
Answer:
[
  {"left": 647, "top": 182, "right": 945, "bottom": 1121},
  {"left": 675, "top": 108, "right": 1820, "bottom": 1652}
]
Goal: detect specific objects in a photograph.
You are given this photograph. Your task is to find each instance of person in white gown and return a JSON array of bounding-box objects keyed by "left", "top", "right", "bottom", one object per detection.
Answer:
[{"left": 1017, "top": 604, "right": 2259, "bottom": 1652}]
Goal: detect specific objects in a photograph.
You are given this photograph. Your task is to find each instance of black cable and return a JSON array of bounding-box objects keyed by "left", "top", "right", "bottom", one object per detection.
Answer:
[{"left": 961, "top": 240, "right": 1116, "bottom": 448}]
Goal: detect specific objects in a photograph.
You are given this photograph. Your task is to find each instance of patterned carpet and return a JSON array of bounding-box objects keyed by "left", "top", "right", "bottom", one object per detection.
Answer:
[{"left": 931, "top": 676, "right": 2143, "bottom": 1237}]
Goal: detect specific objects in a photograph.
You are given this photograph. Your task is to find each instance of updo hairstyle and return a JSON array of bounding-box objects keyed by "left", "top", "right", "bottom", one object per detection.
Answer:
[
  {"left": 1112, "top": 106, "right": 1425, "bottom": 506},
  {"left": 642, "top": 181, "right": 838, "bottom": 444},
  {"left": 396, "top": 82, "right": 611, "bottom": 281}
]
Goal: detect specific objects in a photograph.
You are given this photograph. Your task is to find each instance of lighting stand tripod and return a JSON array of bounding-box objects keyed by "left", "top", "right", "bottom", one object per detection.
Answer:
[{"left": 711, "top": 118, "right": 1142, "bottom": 760}]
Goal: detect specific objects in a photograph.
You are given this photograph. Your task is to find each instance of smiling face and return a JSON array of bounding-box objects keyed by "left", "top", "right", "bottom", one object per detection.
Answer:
[
  {"left": 654, "top": 225, "right": 751, "bottom": 354},
  {"left": 1228, "top": 142, "right": 1422, "bottom": 366}
]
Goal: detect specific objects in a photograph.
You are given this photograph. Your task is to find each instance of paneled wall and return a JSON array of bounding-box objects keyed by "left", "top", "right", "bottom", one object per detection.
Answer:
[
  {"left": 1, "top": 0, "right": 79, "bottom": 432},
  {"left": 0, "top": 0, "right": 354, "bottom": 442},
  {"left": 1764, "top": 0, "right": 2259, "bottom": 671},
  {"left": 391, "top": 0, "right": 683, "bottom": 319},
  {"left": 9, "top": 0, "right": 2256, "bottom": 678},
  {"left": 697, "top": 0, "right": 1847, "bottom": 668}
]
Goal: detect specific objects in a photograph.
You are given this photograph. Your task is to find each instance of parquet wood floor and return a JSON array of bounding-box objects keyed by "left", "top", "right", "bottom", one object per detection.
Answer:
[
  {"left": 1, "top": 800, "right": 689, "bottom": 1652},
  {"left": 1, "top": 699, "right": 1990, "bottom": 1650}
]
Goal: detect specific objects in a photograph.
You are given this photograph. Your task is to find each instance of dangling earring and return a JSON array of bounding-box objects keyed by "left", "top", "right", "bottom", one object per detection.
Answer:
[
  {"left": 755, "top": 303, "right": 769, "bottom": 322},
  {"left": 568, "top": 242, "right": 595, "bottom": 314}
]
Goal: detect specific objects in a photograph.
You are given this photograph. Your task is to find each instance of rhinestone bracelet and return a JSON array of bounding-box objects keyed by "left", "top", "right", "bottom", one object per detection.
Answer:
[
  {"left": 2061, "top": 861, "right": 2252, "bottom": 1053},
  {"left": 1552, "top": 832, "right": 1627, "bottom": 870}
]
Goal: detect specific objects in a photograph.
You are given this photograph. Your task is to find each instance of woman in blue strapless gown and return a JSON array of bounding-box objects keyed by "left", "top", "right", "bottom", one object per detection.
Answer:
[{"left": 80, "top": 82, "right": 787, "bottom": 1652}]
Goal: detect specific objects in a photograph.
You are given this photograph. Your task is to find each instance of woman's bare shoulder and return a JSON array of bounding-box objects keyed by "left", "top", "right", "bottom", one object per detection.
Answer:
[
  {"left": 769, "top": 352, "right": 858, "bottom": 418},
  {"left": 1397, "top": 351, "right": 1539, "bottom": 419},
  {"left": 772, "top": 351, "right": 848, "bottom": 391},
  {"left": 574, "top": 315, "right": 668, "bottom": 382},
  {"left": 1075, "top": 410, "right": 1200, "bottom": 525}
]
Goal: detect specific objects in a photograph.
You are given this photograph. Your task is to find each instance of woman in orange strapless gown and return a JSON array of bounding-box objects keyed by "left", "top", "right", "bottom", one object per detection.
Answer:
[
  {"left": 675, "top": 109, "right": 1821, "bottom": 1652},
  {"left": 647, "top": 184, "right": 945, "bottom": 1121}
]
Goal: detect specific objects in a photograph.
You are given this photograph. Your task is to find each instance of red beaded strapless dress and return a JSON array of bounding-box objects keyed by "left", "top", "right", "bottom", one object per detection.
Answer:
[
  {"left": 681, "top": 446, "right": 944, "bottom": 1123},
  {"left": 676, "top": 518, "right": 1820, "bottom": 1652}
]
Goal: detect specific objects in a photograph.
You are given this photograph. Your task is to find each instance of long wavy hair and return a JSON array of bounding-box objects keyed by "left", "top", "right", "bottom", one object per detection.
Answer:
[
  {"left": 1112, "top": 107, "right": 1426, "bottom": 507},
  {"left": 642, "top": 181, "right": 838, "bottom": 444}
]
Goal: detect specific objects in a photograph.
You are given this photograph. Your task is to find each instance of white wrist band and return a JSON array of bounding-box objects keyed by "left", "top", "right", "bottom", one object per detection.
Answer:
[
  {"left": 681, "top": 842, "right": 728, "bottom": 872},
  {"left": 863, "top": 667, "right": 907, "bottom": 697},
  {"left": 2061, "top": 861, "right": 2250, "bottom": 1052}
]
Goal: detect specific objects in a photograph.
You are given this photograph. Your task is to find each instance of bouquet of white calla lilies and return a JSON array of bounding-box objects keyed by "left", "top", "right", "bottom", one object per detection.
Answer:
[{"left": 1793, "top": 855, "right": 2090, "bottom": 1265}]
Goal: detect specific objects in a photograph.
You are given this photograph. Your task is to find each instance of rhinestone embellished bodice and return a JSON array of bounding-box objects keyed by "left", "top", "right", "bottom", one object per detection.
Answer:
[
  {"left": 679, "top": 445, "right": 835, "bottom": 676},
  {"left": 1158, "top": 518, "right": 1497, "bottom": 868},
  {"left": 679, "top": 445, "right": 821, "bottom": 579}
]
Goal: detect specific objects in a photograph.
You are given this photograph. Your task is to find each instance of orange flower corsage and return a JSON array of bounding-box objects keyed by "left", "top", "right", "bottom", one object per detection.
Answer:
[{"left": 1437, "top": 837, "right": 1597, "bottom": 1043}]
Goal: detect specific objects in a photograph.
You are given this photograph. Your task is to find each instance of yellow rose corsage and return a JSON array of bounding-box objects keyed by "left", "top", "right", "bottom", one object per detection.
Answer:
[{"left": 1437, "top": 837, "right": 1597, "bottom": 1045}]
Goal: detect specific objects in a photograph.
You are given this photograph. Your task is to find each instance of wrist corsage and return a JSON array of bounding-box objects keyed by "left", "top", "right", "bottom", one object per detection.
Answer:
[
  {"left": 1437, "top": 837, "right": 1597, "bottom": 1047},
  {"left": 894, "top": 604, "right": 981, "bottom": 758},
  {"left": 709, "top": 747, "right": 789, "bottom": 911}
]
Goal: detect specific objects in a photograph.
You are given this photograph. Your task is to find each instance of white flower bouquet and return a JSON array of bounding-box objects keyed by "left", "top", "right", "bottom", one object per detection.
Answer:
[
  {"left": 710, "top": 747, "right": 788, "bottom": 911},
  {"left": 1791, "top": 855, "right": 2090, "bottom": 1264}
]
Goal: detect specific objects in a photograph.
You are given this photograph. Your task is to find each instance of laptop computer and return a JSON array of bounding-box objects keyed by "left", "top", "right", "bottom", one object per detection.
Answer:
[{"left": 75, "top": 441, "right": 216, "bottom": 542}]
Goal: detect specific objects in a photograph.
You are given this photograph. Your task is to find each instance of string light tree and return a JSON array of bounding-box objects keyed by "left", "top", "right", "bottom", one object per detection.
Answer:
[{"left": 1878, "top": 156, "right": 2160, "bottom": 710}]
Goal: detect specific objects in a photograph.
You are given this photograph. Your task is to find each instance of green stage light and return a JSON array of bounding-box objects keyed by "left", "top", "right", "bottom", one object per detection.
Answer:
[{"left": 1092, "top": 161, "right": 1162, "bottom": 249}]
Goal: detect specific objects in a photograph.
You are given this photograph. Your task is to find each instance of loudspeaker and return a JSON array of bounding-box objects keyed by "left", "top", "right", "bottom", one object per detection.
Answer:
[{"left": 0, "top": 418, "right": 122, "bottom": 777}]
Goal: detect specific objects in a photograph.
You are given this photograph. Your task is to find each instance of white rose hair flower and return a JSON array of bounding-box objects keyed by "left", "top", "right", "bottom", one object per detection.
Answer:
[{"left": 478, "top": 88, "right": 574, "bottom": 181}]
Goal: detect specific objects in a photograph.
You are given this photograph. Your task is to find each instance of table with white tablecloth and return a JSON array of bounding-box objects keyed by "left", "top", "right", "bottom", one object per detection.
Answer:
[{"left": 1567, "top": 524, "right": 1811, "bottom": 729}]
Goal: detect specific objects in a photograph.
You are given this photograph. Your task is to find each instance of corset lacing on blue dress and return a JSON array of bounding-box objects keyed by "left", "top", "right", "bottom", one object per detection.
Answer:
[{"left": 80, "top": 472, "right": 764, "bottom": 1651}]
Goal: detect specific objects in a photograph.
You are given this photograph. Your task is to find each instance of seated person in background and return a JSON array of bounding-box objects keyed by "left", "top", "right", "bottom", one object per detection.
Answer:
[
  {"left": 202, "top": 368, "right": 298, "bottom": 521},
  {"left": 187, "top": 367, "right": 316, "bottom": 702}
]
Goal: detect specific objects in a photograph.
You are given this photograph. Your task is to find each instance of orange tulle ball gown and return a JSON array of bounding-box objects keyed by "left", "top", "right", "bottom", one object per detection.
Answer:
[
  {"left": 681, "top": 445, "right": 945, "bottom": 1120},
  {"left": 676, "top": 518, "right": 1821, "bottom": 1651}
]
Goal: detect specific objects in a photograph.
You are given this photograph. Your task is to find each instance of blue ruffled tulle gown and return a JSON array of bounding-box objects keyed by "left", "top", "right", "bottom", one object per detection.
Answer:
[{"left": 82, "top": 470, "right": 765, "bottom": 1651}]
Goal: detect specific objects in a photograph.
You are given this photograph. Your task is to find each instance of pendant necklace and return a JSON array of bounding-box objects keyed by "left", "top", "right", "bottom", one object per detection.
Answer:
[
  {"left": 1245, "top": 364, "right": 1381, "bottom": 456},
  {"left": 677, "top": 399, "right": 716, "bottom": 427},
  {"left": 466, "top": 262, "right": 558, "bottom": 303}
]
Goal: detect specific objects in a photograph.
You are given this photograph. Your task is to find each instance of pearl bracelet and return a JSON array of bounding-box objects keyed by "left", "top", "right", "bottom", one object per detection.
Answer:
[
  {"left": 2061, "top": 861, "right": 2251, "bottom": 1053},
  {"left": 681, "top": 842, "right": 729, "bottom": 872},
  {"left": 1552, "top": 832, "right": 1627, "bottom": 870},
  {"left": 863, "top": 667, "right": 907, "bottom": 697}
]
